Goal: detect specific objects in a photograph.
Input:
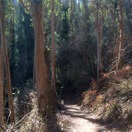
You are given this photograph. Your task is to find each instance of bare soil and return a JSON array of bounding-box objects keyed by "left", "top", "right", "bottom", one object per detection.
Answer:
[{"left": 59, "top": 104, "right": 108, "bottom": 132}]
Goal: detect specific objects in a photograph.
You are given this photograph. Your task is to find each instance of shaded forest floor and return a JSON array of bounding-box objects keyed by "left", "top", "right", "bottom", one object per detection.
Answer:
[
  {"left": 80, "top": 65, "right": 132, "bottom": 132},
  {"left": 14, "top": 102, "right": 131, "bottom": 132},
  {"left": 3, "top": 66, "right": 131, "bottom": 132},
  {"left": 59, "top": 65, "right": 132, "bottom": 132}
]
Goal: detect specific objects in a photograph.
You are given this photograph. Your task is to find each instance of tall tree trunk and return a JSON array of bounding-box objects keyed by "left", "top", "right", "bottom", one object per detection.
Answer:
[
  {"left": 82, "top": 0, "right": 89, "bottom": 81},
  {"left": 0, "top": 1, "right": 15, "bottom": 124},
  {"left": 0, "top": 34, "right": 4, "bottom": 126},
  {"left": 70, "top": 0, "right": 74, "bottom": 38},
  {"left": 97, "top": 18, "right": 103, "bottom": 77},
  {"left": 82, "top": 0, "right": 89, "bottom": 37},
  {"left": 95, "top": 0, "right": 103, "bottom": 78},
  {"left": 31, "top": 1, "right": 56, "bottom": 114},
  {"left": 117, "top": 0, "right": 124, "bottom": 72},
  {"left": 112, "top": 4, "right": 116, "bottom": 48},
  {"left": 111, "top": 2, "right": 117, "bottom": 70},
  {"left": 51, "top": 0, "right": 56, "bottom": 94}
]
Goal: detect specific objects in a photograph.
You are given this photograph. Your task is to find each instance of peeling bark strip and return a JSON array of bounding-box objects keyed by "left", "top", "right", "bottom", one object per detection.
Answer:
[
  {"left": 117, "top": 0, "right": 124, "bottom": 72},
  {"left": 0, "top": 1, "right": 15, "bottom": 124},
  {"left": 51, "top": 0, "right": 56, "bottom": 94},
  {"left": 95, "top": 0, "right": 103, "bottom": 78},
  {"left": 0, "top": 32, "right": 4, "bottom": 126},
  {"left": 31, "top": 0, "right": 56, "bottom": 114}
]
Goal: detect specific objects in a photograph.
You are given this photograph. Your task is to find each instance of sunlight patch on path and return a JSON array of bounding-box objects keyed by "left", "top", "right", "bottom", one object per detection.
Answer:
[{"left": 62, "top": 105, "right": 107, "bottom": 132}]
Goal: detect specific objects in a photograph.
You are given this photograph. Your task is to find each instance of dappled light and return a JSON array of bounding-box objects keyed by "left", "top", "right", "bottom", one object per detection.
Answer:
[{"left": 0, "top": 0, "right": 131, "bottom": 132}]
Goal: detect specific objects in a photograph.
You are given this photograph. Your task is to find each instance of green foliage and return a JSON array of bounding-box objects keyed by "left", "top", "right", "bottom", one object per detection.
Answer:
[
  {"left": 33, "top": 0, "right": 43, "bottom": 4},
  {"left": 3, "top": 0, "right": 132, "bottom": 96}
]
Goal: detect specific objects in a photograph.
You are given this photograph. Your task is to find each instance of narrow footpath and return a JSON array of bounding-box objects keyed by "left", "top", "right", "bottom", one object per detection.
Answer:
[{"left": 61, "top": 105, "right": 108, "bottom": 132}]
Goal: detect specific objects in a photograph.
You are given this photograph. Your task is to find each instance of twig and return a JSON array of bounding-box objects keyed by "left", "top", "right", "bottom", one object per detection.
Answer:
[
  {"left": 19, "top": 0, "right": 30, "bottom": 13},
  {"left": 0, "top": 125, "right": 6, "bottom": 131},
  {"left": 13, "top": 111, "right": 32, "bottom": 128},
  {"left": 21, "top": 101, "right": 34, "bottom": 105},
  {"left": 4, "top": 108, "right": 11, "bottom": 124}
]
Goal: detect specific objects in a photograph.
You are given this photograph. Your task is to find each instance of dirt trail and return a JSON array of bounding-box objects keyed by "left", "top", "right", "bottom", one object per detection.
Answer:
[{"left": 61, "top": 105, "right": 107, "bottom": 132}]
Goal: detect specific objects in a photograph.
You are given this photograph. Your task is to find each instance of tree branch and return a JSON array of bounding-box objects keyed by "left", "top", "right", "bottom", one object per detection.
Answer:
[
  {"left": 19, "top": 0, "right": 30, "bottom": 13},
  {"left": 0, "top": 125, "right": 5, "bottom": 131},
  {"left": 13, "top": 111, "right": 32, "bottom": 128}
]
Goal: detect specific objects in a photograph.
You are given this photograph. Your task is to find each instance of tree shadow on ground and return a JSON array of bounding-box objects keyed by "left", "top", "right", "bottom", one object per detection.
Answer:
[
  {"left": 45, "top": 113, "right": 62, "bottom": 132},
  {"left": 63, "top": 107, "right": 129, "bottom": 132}
]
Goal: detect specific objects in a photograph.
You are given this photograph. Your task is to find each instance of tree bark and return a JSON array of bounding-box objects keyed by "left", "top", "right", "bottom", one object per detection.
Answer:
[
  {"left": 0, "top": 33, "right": 4, "bottom": 126},
  {"left": 95, "top": 0, "right": 103, "bottom": 78},
  {"left": 82, "top": 0, "right": 89, "bottom": 30},
  {"left": 70, "top": 0, "right": 74, "bottom": 38},
  {"left": 116, "top": 0, "right": 124, "bottom": 72},
  {"left": 31, "top": 1, "right": 56, "bottom": 114},
  {"left": 0, "top": 1, "right": 15, "bottom": 124},
  {"left": 51, "top": 0, "right": 56, "bottom": 94}
]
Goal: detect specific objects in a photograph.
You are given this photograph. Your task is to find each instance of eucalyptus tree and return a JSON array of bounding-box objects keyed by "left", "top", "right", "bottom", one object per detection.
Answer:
[
  {"left": 0, "top": 0, "right": 15, "bottom": 124},
  {"left": 116, "top": 0, "right": 124, "bottom": 72},
  {"left": 51, "top": 0, "right": 56, "bottom": 94},
  {"left": 0, "top": 29, "right": 4, "bottom": 126}
]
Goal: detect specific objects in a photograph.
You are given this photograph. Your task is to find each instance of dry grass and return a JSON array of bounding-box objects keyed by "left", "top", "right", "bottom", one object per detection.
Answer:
[{"left": 81, "top": 65, "right": 132, "bottom": 131}]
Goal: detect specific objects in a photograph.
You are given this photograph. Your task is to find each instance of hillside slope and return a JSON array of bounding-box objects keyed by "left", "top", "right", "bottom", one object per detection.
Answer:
[{"left": 82, "top": 66, "right": 132, "bottom": 131}]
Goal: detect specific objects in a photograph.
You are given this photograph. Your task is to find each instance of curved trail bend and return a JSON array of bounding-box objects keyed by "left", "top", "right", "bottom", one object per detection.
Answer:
[{"left": 61, "top": 105, "right": 107, "bottom": 132}]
